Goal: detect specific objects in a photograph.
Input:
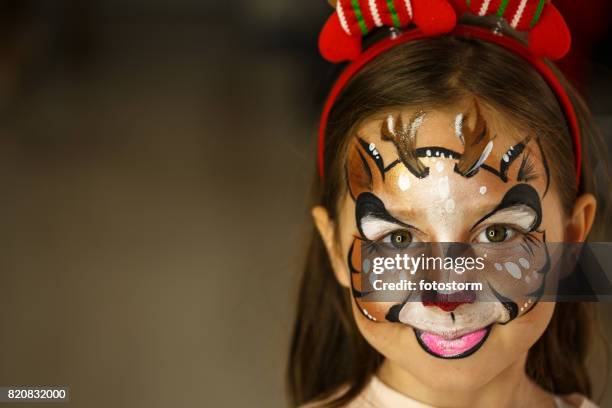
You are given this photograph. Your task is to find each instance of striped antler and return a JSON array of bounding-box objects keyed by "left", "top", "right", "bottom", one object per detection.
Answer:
[
  {"left": 319, "top": 0, "right": 457, "bottom": 62},
  {"left": 451, "top": 0, "right": 571, "bottom": 59}
]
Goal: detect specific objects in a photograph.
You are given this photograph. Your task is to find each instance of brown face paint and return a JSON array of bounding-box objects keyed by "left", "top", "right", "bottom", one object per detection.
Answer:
[
  {"left": 455, "top": 101, "right": 495, "bottom": 177},
  {"left": 344, "top": 105, "right": 554, "bottom": 359},
  {"left": 346, "top": 138, "right": 386, "bottom": 200},
  {"left": 381, "top": 111, "right": 428, "bottom": 178}
]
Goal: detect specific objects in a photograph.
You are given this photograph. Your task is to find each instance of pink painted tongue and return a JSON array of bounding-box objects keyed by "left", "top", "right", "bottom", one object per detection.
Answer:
[{"left": 420, "top": 329, "right": 487, "bottom": 357}]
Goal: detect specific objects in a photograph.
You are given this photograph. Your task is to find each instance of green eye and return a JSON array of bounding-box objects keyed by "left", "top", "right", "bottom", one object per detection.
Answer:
[
  {"left": 483, "top": 225, "right": 510, "bottom": 243},
  {"left": 387, "top": 230, "right": 413, "bottom": 249}
]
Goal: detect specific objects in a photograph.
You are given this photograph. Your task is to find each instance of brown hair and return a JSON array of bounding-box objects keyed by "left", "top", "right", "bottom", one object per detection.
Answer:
[{"left": 288, "top": 34, "right": 610, "bottom": 407}]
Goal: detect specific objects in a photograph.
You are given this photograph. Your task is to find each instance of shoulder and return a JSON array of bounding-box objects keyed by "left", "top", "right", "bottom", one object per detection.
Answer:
[
  {"left": 299, "top": 376, "right": 430, "bottom": 408},
  {"left": 554, "top": 394, "right": 600, "bottom": 408}
]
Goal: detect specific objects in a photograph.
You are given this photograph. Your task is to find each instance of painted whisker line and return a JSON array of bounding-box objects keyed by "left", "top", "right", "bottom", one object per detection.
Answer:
[
  {"left": 520, "top": 239, "right": 535, "bottom": 256},
  {"left": 523, "top": 232, "right": 543, "bottom": 247}
]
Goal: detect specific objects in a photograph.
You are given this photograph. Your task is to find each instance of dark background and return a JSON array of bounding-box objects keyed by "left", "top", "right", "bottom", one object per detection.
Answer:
[{"left": 0, "top": 1, "right": 611, "bottom": 407}]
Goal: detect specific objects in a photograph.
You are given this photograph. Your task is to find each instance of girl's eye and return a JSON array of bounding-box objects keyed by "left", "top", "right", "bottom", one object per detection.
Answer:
[
  {"left": 477, "top": 225, "right": 515, "bottom": 243},
  {"left": 383, "top": 230, "right": 413, "bottom": 249}
]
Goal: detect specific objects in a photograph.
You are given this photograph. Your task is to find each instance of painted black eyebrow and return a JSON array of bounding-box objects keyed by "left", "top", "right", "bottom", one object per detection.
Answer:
[
  {"left": 383, "top": 136, "right": 534, "bottom": 183},
  {"left": 355, "top": 192, "right": 421, "bottom": 238},
  {"left": 357, "top": 137, "right": 386, "bottom": 180},
  {"left": 383, "top": 146, "right": 502, "bottom": 180},
  {"left": 469, "top": 184, "right": 542, "bottom": 233},
  {"left": 498, "top": 137, "right": 530, "bottom": 181}
]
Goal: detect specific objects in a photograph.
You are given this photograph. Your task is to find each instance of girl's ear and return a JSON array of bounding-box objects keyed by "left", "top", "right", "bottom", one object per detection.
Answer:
[
  {"left": 311, "top": 206, "right": 351, "bottom": 288},
  {"left": 566, "top": 193, "right": 597, "bottom": 242}
]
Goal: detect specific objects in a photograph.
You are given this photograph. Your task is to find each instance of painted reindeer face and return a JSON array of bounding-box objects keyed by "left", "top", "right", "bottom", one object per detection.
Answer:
[{"left": 342, "top": 101, "right": 564, "bottom": 360}]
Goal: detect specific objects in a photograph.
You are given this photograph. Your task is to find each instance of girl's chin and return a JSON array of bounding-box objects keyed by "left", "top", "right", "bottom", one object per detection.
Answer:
[{"left": 414, "top": 325, "right": 492, "bottom": 359}]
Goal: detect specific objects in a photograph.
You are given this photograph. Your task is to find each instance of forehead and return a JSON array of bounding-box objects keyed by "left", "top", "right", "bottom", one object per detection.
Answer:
[
  {"left": 348, "top": 103, "right": 549, "bottom": 217},
  {"left": 357, "top": 103, "right": 526, "bottom": 163}
]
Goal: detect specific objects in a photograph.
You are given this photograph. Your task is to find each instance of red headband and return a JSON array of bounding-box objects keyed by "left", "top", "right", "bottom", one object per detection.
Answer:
[{"left": 317, "top": 25, "right": 582, "bottom": 187}]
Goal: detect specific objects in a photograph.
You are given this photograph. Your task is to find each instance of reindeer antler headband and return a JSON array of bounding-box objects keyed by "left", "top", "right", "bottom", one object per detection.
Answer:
[{"left": 317, "top": 0, "right": 581, "bottom": 186}]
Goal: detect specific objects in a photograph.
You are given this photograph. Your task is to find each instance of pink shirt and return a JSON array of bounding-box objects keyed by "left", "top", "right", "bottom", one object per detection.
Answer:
[{"left": 302, "top": 376, "right": 599, "bottom": 408}]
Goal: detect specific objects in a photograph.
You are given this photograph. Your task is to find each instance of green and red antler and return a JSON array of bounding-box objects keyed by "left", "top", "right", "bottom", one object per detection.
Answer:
[
  {"left": 450, "top": 0, "right": 571, "bottom": 60},
  {"left": 319, "top": 0, "right": 457, "bottom": 62},
  {"left": 319, "top": 0, "right": 571, "bottom": 62}
]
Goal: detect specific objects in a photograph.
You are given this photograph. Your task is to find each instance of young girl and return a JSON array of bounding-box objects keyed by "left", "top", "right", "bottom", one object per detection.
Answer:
[{"left": 289, "top": 1, "right": 609, "bottom": 407}]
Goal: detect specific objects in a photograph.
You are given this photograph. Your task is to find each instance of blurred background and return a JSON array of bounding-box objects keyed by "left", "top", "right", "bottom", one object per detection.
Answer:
[{"left": 0, "top": 1, "right": 611, "bottom": 407}]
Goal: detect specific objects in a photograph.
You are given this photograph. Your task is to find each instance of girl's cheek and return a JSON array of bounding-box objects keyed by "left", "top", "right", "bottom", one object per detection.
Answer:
[
  {"left": 352, "top": 301, "right": 413, "bottom": 348},
  {"left": 492, "top": 302, "right": 555, "bottom": 353},
  {"left": 514, "top": 301, "right": 555, "bottom": 326}
]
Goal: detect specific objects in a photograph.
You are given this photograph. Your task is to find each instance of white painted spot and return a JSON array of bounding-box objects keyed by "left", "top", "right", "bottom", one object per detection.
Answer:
[
  {"left": 504, "top": 262, "right": 522, "bottom": 279},
  {"left": 436, "top": 161, "right": 445, "bottom": 173},
  {"left": 369, "top": 143, "right": 375, "bottom": 151},
  {"left": 369, "top": 272, "right": 378, "bottom": 286},
  {"left": 518, "top": 258, "right": 530, "bottom": 269},
  {"left": 441, "top": 153, "right": 445, "bottom": 158},
  {"left": 435, "top": 151, "right": 440, "bottom": 157},
  {"left": 398, "top": 172, "right": 411, "bottom": 191},
  {"left": 449, "top": 154, "right": 453, "bottom": 160},
  {"left": 525, "top": 275, "right": 531, "bottom": 284},
  {"left": 479, "top": 186, "right": 487, "bottom": 195},
  {"left": 494, "top": 263, "right": 503, "bottom": 271},
  {"left": 445, "top": 199, "right": 455, "bottom": 213},
  {"left": 503, "top": 154, "right": 510, "bottom": 163},
  {"left": 437, "top": 176, "right": 450, "bottom": 200},
  {"left": 426, "top": 150, "right": 431, "bottom": 157}
]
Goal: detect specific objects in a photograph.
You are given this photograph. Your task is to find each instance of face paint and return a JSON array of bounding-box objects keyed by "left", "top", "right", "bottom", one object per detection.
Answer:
[
  {"left": 517, "top": 151, "right": 539, "bottom": 183},
  {"left": 455, "top": 101, "right": 495, "bottom": 177},
  {"left": 344, "top": 103, "right": 553, "bottom": 359},
  {"left": 381, "top": 111, "right": 429, "bottom": 178}
]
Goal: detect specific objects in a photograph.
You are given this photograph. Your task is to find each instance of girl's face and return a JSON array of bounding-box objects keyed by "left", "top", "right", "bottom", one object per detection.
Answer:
[{"left": 317, "top": 100, "right": 582, "bottom": 391}]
